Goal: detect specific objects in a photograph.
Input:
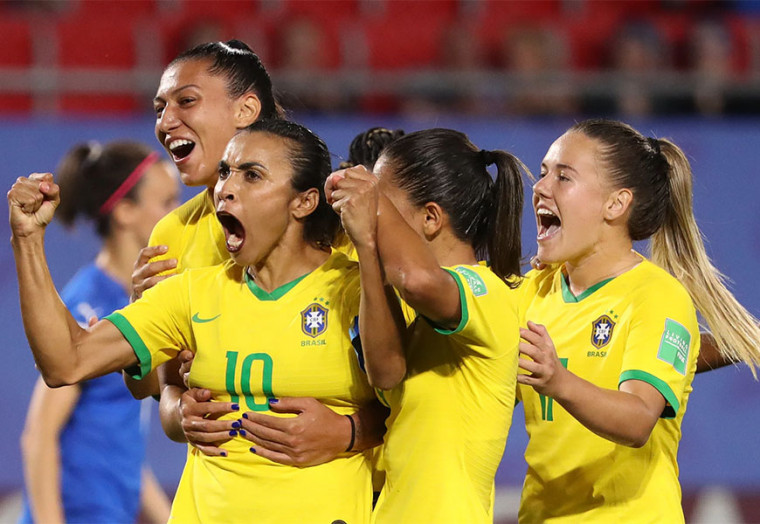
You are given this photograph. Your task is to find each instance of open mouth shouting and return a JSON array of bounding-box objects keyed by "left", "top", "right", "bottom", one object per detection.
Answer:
[
  {"left": 168, "top": 138, "right": 196, "bottom": 163},
  {"left": 536, "top": 207, "right": 561, "bottom": 241},
  {"left": 217, "top": 210, "right": 246, "bottom": 253}
]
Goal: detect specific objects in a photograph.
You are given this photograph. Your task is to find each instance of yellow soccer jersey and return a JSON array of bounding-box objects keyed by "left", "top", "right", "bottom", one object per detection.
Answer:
[
  {"left": 372, "top": 264, "right": 520, "bottom": 524},
  {"left": 147, "top": 190, "right": 228, "bottom": 275},
  {"left": 106, "top": 251, "right": 375, "bottom": 524},
  {"left": 517, "top": 257, "right": 700, "bottom": 524}
]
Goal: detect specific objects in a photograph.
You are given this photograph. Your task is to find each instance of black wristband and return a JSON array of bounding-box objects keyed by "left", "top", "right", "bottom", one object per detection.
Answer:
[{"left": 345, "top": 414, "right": 356, "bottom": 452}]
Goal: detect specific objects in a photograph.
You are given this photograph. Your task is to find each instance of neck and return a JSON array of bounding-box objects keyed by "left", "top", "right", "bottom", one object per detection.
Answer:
[
  {"left": 429, "top": 230, "right": 478, "bottom": 268},
  {"left": 563, "top": 240, "right": 640, "bottom": 296},
  {"left": 248, "top": 236, "right": 331, "bottom": 293},
  {"left": 95, "top": 233, "right": 142, "bottom": 291}
]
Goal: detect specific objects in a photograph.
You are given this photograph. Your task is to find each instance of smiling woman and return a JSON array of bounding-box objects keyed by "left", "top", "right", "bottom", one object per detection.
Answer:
[
  {"left": 8, "top": 120, "right": 403, "bottom": 524},
  {"left": 125, "top": 39, "right": 284, "bottom": 405},
  {"left": 516, "top": 119, "right": 760, "bottom": 523}
]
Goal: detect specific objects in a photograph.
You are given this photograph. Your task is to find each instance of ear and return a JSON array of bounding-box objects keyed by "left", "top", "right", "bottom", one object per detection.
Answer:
[
  {"left": 109, "top": 199, "right": 138, "bottom": 229},
  {"left": 234, "top": 93, "right": 262, "bottom": 128},
  {"left": 604, "top": 188, "right": 633, "bottom": 221},
  {"left": 291, "top": 187, "right": 320, "bottom": 220},
  {"left": 421, "top": 201, "right": 445, "bottom": 239}
]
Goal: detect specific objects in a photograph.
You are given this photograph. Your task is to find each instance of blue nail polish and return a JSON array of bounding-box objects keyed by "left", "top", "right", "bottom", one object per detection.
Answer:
[
  {"left": 231, "top": 403, "right": 240, "bottom": 411},
  {"left": 220, "top": 451, "right": 227, "bottom": 457},
  {"left": 268, "top": 398, "right": 279, "bottom": 404},
  {"left": 229, "top": 430, "right": 238, "bottom": 437},
  {"left": 242, "top": 413, "right": 248, "bottom": 419},
  {"left": 239, "top": 429, "right": 247, "bottom": 437},
  {"left": 231, "top": 421, "right": 241, "bottom": 429},
  {"left": 250, "top": 447, "right": 256, "bottom": 453}
]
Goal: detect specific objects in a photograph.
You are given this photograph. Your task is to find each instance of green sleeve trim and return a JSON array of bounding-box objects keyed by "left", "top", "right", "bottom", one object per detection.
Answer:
[
  {"left": 431, "top": 269, "right": 469, "bottom": 335},
  {"left": 104, "top": 312, "right": 152, "bottom": 380},
  {"left": 619, "top": 369, "right": 679, "bottom": 418}
]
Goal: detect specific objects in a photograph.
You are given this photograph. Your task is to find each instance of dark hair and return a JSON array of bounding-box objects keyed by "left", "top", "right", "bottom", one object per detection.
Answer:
[
  {"left": 569, "top": 119, "right": 671, "bottom": 241},
  {"left": 242, "top": 119, "right": 340, "bottom": 248},
  {"left": 381, "top": 128, "right": 525, "bottom": 285},
  {"left": 56, "top": 141, "right": 155, "bottom": 238},
  {"left": 171, "top": 39, "right": 284, "bottom": 120},
  {"left": 339, "top": 127, "right": 405, "bottom": 170}
]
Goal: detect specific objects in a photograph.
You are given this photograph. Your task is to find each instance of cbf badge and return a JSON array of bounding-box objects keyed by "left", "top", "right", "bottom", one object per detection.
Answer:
[
  {"left": 591, "top": 315, "right": 615, "bottom": 348},
  {"left": 301, "top": 303, "right": 328, "bottom": 338}
]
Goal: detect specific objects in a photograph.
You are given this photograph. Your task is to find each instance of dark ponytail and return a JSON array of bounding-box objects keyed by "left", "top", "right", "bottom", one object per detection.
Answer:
[
  {"left": 487, "top": 151, "right": 525, "bottom": 286},
  {"left": 382, "top": 128, "right": 526, "bottom": 285},
  {"left": 56, "top": 141, "right": 155, "bottom": 238}
]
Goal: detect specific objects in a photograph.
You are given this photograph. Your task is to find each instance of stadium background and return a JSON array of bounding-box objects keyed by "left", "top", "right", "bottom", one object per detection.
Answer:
[{"left": 1, "top": 1, "right": 760, "bottom": 522}]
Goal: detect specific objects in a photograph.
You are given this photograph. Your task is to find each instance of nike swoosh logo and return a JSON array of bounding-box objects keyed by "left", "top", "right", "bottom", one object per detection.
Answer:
[{"left": 192, "top": 313, "right": 221, "bottom": 323}]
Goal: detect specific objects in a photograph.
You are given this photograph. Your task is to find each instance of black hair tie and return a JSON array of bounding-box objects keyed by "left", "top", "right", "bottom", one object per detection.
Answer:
[{"left": 479, "top": 149, "right": 496, "bottom": 166}]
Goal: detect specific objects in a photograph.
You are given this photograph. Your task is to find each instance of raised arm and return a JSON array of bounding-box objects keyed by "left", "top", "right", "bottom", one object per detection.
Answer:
[
  {"left": 373, "top": 187, "right": 462, "bottom": 330},
  {"left": 328, "top": 167, "right": 407, "bottom": 388},
  {"left": 9, "top": 173, "right": 138, "bottom": 386}
]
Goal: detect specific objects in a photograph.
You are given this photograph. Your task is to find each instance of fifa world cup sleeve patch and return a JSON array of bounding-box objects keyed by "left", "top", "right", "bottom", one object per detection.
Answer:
[
  {"left": 453, "top": 266, "right": 488, "bottom": 296},
  {"left": 657, "top": 318, "right": 691, "bottom": 375}
]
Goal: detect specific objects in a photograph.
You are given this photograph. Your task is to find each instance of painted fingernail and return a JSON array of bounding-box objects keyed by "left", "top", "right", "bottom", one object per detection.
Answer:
[
  {"left": 231, "top": 403, "right": 239, "bottom": 411},
  {"left": 268, "top": 398, "right": 279, "bottom": 404},
  {"left": 220, "top": 451, "right": 227, "bottom": 457},
  {"left": 229, "top": 430, "right": 238, "bottom": 437},
  {"left": 250, "top": 447, "right": 256, "bottom": 453},
  {"left": 239, "top": 429, "right": 247, "bottom": 437},
  {"left": 242, "top": 413, "right": 248, "bottom": 419},
  {"left": 231, "top": 421, "right": 241, "bottom": 429}
]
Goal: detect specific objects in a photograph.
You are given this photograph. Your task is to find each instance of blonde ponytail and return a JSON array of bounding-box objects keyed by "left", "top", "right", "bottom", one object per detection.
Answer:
[{"left": 652, "top": 139, "right": 760, "bottom": 376}]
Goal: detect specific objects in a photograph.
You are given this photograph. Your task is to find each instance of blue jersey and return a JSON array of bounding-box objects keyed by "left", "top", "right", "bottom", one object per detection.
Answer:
[{"left": 20, "top": 264, "right": 147, "bottom": 524}]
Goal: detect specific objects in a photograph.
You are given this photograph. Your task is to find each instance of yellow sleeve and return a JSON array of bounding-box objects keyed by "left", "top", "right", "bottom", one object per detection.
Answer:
[
  {"left": 434, "top": 265, "right": 518, "bottom": 358},
  {"left": 105, "top": 271, "right": 193, "bottom": 379},
  {"left": 146, "top": 209, "right": 182, "bottom": 277},
  {"left": 618, "top": 287, "right": 699, "bottom": 418}
]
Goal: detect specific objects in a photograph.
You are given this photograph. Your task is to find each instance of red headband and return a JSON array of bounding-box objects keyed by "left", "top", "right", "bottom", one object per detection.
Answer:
[{"left": 98, "top": 152, "right": 160, "bottom": 216}]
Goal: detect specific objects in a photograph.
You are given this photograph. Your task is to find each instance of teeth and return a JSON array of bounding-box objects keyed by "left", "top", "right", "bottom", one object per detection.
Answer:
[
  {"left": 537, "top": 208, "right": 556, "bottom": 217},
  {"left": 227, "top": 236, "right": 243, "bottom": 250},
  {"left": 169, "top": 139, "right": 193, "bottom": 151}
]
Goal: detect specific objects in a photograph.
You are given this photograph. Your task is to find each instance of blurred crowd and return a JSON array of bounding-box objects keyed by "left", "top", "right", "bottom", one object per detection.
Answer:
[{"left": 2, "top": 0, "right": 760, "bottom": 117}]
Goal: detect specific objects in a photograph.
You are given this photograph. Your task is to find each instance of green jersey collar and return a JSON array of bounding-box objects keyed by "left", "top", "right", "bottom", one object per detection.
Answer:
[
  {"left": 245, "top": 270, "right": 309, "bottom": 301},
  {"left": 561, "top": 273, "right": 615, "bottom": 303}
]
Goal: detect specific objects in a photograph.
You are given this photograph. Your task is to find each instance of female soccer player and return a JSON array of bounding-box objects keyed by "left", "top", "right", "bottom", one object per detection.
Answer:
[
  {"left": 326, "top": 128, "right": 526, "bottom": 524},
  {"left": 9, "top": 120, "right": 400, "bottom": 523},
  {"left": 123, "top": 39, "right": 281, "bottom": 404},
  {"left": 18, "top": 140, "right": 177, "bottom": 524},
  {"left": 128, "top": 40, "right": 382, "bottom": 459},
  {"left": 516, "top": 119, "right": 760, "bottom": 523}
]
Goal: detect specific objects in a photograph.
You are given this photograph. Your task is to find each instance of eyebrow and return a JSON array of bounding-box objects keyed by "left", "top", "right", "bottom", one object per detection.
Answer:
[
  {"left": 236, "top": 161, "right": 266, "bottom": 171},
  {"left": 541, "top": 162, "right": 578, "bottom": 173},
  {"left": 218, "top": 160, "right": 267, "bottom": 172},
  {"left": 153, "top": 84, "right": 201, "bottom": 103}
]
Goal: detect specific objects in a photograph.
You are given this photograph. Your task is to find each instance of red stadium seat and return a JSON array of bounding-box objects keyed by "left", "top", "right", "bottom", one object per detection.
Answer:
[
  {"left": 0, "top": 17, "right": 33, "bottom": 67},
  {"left": 55, "top": 14, "right": 143, "bottom": 113},
  {"left": 56, "top": 15, "right": 138, "bottom": 68},
  {"left": 362, "top": 8, "right": 453, "bottom": 70}
]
